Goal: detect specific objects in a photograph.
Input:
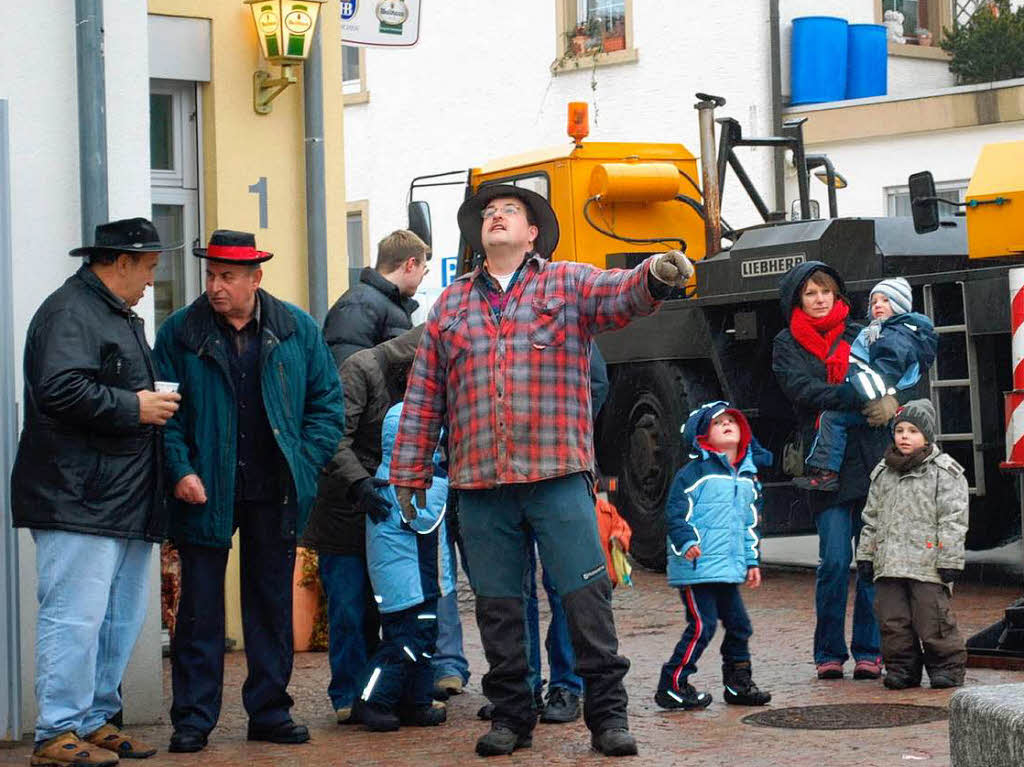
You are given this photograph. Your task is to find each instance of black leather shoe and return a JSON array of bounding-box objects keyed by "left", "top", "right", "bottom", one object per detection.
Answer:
[
  {"left": 246, "top": 720, "right": 310, "bottom": 743},
  {"left": 540, "top": 687, "right": 581, "bottom": 723},
  {"left": 168, "top": 728, "right": 208, "bottom": 753},
  {"left": 591, "top": 728, "right": 638, "bottom": 757}
]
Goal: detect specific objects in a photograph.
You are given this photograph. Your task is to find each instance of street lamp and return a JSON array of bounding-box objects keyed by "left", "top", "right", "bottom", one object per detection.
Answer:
[{"left": 244, "top": 0, "right": 325, "bottom": 114}]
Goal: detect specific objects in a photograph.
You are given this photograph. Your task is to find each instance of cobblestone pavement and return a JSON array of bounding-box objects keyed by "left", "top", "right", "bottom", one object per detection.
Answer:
[{"left": 4, "top": 566, "right": 1023, "bottom": 766}]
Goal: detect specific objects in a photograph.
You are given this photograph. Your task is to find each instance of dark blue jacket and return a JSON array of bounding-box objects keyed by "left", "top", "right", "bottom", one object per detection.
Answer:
[{"left": 848, "top": 312, "right": 937, "bottom": 399}]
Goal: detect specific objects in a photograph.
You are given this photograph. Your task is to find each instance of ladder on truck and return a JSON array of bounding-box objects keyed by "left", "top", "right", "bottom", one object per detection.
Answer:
[{"left": 923, "top": 281, "right": 985, "bottom": 495}]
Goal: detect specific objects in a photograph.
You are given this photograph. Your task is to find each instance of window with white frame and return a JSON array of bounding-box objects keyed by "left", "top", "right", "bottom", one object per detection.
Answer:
[
  {"left": 346, "top": 200, "right": 369, "bottom": 288},
  {"left": 555, "top": 0, "right": 634, "bottom": 70},
  {"left": 342, "top": 45, "right": 368, "bottom": 103},
  {"left": 886, "top": 179, "right": 968, "bottom": 217}
]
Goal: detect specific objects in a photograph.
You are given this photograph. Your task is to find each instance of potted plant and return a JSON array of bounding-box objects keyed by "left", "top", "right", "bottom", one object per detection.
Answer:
[
  {"left": 571, "top": 23, "right": 588, "bottom": 55},
  {"left": 940, "top": 0, "right": 1024, "bottom": 84},
  {"left": 603, "top": 18, "right": 626, "bottom": 52},
  {"left": 916, "top": 26, "right": 933, "bottom": 46}
]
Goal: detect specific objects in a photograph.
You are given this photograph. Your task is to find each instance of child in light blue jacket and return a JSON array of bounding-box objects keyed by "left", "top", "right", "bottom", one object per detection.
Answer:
[
  {"left": 655, "top": 401, "right": 773, "bottom": 712},
  {"left": 355, "top": 402, "right": 455, "bottom": 731}
]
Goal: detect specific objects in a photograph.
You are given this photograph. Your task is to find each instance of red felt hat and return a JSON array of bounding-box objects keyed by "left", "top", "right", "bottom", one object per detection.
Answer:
[{"left": 193, "top": 230, "right": 273, "bottom": 264}]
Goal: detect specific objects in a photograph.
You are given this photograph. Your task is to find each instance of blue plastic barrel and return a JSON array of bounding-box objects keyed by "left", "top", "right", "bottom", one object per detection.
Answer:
[
  {"left": 846, "top": 24, "right": 887, "bottom": 99},
  {"left": 791, "top": 16, "right": 848, "bottom": 105}
]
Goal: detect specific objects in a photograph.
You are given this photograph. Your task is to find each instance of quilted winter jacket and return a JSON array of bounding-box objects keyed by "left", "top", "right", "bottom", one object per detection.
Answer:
[
  {"left": 665, "top": 401, "right": 773, "bottom": 587},
  {"left": 856, "top": 444, "right": 969, "bottom": 585},
  {"left": 848, "top": 312, "right": 938, "bottom": 398},
  {"left": 367, "top": 403, "right": 455, "bottom": 614}
]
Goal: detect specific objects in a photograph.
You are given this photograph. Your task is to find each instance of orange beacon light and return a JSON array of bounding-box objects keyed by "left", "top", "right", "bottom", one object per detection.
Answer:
[{"left": 568, "top": 102, "right": 589, "bottom": 146}]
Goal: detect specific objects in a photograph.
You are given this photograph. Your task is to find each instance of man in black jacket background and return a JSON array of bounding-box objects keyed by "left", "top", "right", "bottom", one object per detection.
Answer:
[
  {"left": 11, "top": 218, "right": 180, "bottom": 765},
  {"left": 323, "top": 230, "right": 430, "bottom": 367}
]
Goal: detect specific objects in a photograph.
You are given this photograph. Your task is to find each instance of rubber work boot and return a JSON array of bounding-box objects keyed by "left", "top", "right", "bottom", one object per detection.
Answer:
[
  {"left": 654, "top": 684, "right": 712, "bottom": 710},
  {"left": 83, "top": 724, "right": 157, "bottom": 759},
  {"left": 722, "top": 661, "right": 772, "bottom": 706},
  {"left": 475, "top": 725, "right": 533, "bottom": 757},
  {"left": 30, "top": 731, "right": 119, "bottom": 767},
  {"left": 591, "top": 728, "right": 638, "bottom": 757},
  {"left": 540, "top": 687, "right": 581, "bottom": 724}
]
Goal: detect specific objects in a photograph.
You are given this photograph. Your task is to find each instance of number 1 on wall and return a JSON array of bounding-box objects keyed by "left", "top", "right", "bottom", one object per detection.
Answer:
[{"left": 248, "top": 177, "right": 268, "bottom": 229}]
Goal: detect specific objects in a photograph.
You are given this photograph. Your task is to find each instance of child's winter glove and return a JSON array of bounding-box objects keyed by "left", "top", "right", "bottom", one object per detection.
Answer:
[
  {"left": 938, "top": 568, "right": 961, "bottom": 584},
  {"left": 856, "top": 560, "right": 875, "bottom": 582},
  {"left": 352, "top": 477, "right": 391, "bottom": 524}
]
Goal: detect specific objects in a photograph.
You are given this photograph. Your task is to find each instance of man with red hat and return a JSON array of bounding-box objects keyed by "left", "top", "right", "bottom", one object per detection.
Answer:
[
  {"left": 153, "top": 230, "right": 345, "bottom": 753},
  {"left": 389, "top": 185, "right": 693, "bottom": 757}
]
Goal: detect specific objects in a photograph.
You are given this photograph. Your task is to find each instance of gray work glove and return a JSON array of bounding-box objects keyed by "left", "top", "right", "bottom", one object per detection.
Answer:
[
  {"left": 394, "top": 486, "right": 426, "bottom": 522},
  {"left": 650, "top": 250, "right": 695, "bottom": 287},
  {"left": 862, "top": 394, "right": 899, "bottom": 427}
]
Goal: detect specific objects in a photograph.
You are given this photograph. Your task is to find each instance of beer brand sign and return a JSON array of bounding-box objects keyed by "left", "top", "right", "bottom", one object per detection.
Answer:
[{"left": 342, "top": 0, "right": 421, "bottom": 47}]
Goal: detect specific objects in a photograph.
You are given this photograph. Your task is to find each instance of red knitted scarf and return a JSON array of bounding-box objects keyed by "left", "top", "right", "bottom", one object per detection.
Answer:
[{"left": 789, "top": 301, "right": 851, "bottom": 383}]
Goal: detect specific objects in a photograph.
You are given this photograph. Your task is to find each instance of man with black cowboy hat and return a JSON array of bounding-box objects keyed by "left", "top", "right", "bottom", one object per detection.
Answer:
[
  {"left": 153, "top": 230, "right": 345, "bottom": 753},
  {"left": 12, "top": 217, "right": 180, "bottom": 765},
  {"left": 389, "top": 185, "right": 693, "bottom": 757}
]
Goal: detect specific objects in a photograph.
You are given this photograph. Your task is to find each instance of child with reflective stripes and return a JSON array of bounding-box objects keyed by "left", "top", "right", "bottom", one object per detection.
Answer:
[
  {"left": 797, "top": 277, "right": 938, "bottom": 492},
  {"left": 354, "top": 402, "right": 455, "bottom": 731},
  {"left": 655, "top": 401, "right": 773, "bottom": 711}
]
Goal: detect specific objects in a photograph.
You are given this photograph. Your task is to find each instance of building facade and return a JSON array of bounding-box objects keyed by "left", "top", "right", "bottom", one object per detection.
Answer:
[{"left": 1, "top": 0, "right": 349, "bottom": 738}]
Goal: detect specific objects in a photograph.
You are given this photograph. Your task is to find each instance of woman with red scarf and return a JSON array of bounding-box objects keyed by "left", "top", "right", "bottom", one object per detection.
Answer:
[{"left": 772, "top": 261, "right": 902, "bottom": 682}]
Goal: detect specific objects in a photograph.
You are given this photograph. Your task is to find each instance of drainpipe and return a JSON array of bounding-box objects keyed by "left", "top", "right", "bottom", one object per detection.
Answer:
[
  {"left": 0, "top": 99, "right": 22, "bottom": 743},
  {"left": 303, "top": 24, "right": 329, "bottom": 323},
  {"left": 75, "top": 0, "right": 108, "bottom": 244},
  {"left": 769, "top": 0, "right": 785, "bottom": 214}
]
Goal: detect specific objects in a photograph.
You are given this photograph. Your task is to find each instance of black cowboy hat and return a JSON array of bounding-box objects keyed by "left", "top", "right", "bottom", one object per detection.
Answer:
[
  {"left": 193, "top": 230, "right": 273, "bottom": 264},
  {"left": 456, "top": 184, "right": 560, "bottom": 259},
  {"left": 69, "top": 217, "right": 172, "bottom": 257}
]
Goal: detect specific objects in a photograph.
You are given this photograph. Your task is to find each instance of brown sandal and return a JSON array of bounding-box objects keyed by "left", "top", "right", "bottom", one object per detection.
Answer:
[
  {"left": 84, "top": 724, "right": 157, "bottom": 759},
  {"left": 30, "top": 731, "right": 119, "bottom": 766}
]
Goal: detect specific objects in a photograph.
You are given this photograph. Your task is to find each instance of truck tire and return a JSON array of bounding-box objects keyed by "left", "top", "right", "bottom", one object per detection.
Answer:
[{"left": 597, "top": 361, "right": 715, "bottom": 571}]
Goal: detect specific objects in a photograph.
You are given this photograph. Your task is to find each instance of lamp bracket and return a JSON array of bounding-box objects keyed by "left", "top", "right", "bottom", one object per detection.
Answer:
[{"left": 253, "top": 64, "right": 297, "bottom": 115}]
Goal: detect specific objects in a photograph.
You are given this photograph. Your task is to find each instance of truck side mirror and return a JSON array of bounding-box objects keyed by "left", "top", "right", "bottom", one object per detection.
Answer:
[
  {"left": 909, "top": 171, "right": 939, "bottom": 234},
  {"left": 408, "top": 200, "right": 432, "bottom": 248}
]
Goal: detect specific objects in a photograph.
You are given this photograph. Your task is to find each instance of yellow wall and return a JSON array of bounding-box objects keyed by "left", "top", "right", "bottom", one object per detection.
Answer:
[
  {"left": 148, "top": 0, "right": 349, "bottom": 306},
  {"left": 148, "top": 0, "right": 349, "bottom": 647}
]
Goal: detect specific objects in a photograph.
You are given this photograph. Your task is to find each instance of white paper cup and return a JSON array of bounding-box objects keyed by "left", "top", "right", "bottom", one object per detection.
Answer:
[{"left": 154, "top": 381, "right": 180, "bottom": 394}]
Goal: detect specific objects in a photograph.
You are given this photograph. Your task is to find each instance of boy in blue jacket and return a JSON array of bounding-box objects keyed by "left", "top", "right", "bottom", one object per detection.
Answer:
[
  {"left": 355, "top": 402, "right": 455, "bottom": 731},
  {"left": 656, "top": 401, "right": 773, "bottom": 710},
  {"left": 797, "top": 277, "right": 938, "bottom": 491}
]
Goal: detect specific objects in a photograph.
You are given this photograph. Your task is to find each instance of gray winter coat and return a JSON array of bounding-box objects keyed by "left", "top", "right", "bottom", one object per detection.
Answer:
[{"left": 856, "top": 444, "right": 969, "bottom": 584}]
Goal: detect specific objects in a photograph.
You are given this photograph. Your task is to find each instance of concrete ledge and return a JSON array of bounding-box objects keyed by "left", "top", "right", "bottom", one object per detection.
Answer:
[{"left": 950, "top": 683, "right": 1024, "bottom": 766}]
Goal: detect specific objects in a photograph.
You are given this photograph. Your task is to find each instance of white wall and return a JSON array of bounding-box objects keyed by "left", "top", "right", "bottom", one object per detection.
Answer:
[
  {"left": 795, "top": 121, "right": 1024, "bottom": 218},
  {"left": 0, "top": 0, "right": 161, "bottom": 736},
  {"left": 344, "top": 0, "right": 777, "bottom": 315}
]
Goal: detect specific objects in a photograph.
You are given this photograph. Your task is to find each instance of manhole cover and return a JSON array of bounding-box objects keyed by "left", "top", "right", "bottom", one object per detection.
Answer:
[{"left": 743, "top": 703, "right": 948, "bottom": 730}]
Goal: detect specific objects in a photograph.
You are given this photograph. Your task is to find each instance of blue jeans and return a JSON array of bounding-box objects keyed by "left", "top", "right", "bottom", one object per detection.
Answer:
[
  {"left": 319, "top": 553, "right": 369, "bottom": 709},
  {"left": 32, "top": 530, "right": 153, "bottom": 742},
  {"left": 806, "top": 410, "right": 868, "bottom": 473},
  {"left": 658, "top": 583, "right": 752, "bottom": 692},
  {"left": 525, "top": 541, "right": 583, "bottom": 696},
  {"left": 814, "top": 502, "right": 880, "bottom": 665},
  {"left": 433, "top": 579, "right": 470, "bottom": 685}
]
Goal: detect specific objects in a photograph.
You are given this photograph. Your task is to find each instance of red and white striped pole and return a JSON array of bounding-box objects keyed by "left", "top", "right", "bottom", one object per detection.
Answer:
[{"left": 1001, "top": 267, "right": 1024, "bottom": 469}]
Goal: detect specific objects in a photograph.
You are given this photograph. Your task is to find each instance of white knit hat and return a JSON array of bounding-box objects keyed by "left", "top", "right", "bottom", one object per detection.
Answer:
[{"left": 869, "top": 277, "right": 913, "bottom": 316}]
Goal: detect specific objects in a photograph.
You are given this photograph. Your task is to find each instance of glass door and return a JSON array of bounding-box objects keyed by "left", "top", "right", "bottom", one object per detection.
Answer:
[{"left": 151, "top": 190, "right": 200, "bottom": 329}]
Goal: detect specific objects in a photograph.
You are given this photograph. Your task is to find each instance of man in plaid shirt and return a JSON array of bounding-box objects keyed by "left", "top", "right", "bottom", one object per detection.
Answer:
[{"left": 389, "top": 184, "right": 692, "bottom": 757}]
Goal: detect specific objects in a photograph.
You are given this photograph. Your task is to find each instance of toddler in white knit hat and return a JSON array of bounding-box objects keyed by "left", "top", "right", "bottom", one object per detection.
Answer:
[{"left": 795, "top": 277, "right": 940, "bottom": 492}]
